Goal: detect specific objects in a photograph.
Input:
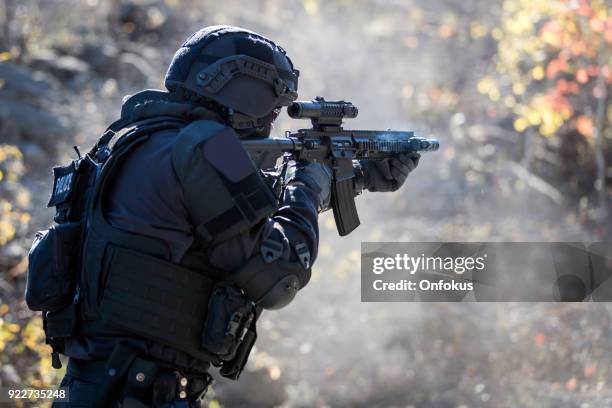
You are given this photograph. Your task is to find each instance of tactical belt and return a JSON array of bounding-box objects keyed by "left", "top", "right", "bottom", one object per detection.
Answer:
[
  {"left": 66, "top": 343, "right": 212, "bottom": 407},
  {"left": 67, "top": 358, "right": 106, "bottom": 384}
]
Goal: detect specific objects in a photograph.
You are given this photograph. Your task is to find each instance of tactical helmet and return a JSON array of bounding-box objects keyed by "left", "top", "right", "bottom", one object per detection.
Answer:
[{"left": 165, "top": 25, "right": 299, "bottom": 129}]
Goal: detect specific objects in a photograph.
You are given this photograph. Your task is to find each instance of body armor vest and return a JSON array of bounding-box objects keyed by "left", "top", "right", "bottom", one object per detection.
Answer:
[{"left": 36, "top": 108, "right": 274, "bottom": 379}]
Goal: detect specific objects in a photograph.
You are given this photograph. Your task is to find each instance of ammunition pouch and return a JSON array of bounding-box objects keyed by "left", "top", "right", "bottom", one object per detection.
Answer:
[
  {"left": 25, "top": 221, "right": 83, "bottom": 312},
  {"left": 201, "top": 282, "right": 255, "bottom": 361}
]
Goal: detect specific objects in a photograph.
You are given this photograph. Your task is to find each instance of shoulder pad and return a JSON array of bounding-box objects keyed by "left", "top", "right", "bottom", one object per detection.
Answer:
[
  {"left": 172, "top": 120, "right": 278, "bottom": 245},
  {"left": 172, "top": 120, "right": 255, "bottom": 181},
  {"left": 199, "top": 123, "right": 257, "bottom": 182}
]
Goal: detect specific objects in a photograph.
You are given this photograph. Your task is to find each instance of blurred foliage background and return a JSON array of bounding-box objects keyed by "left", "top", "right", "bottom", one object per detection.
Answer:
[{"left": 0, "top": 0, "right": 610, "bottom": 407}]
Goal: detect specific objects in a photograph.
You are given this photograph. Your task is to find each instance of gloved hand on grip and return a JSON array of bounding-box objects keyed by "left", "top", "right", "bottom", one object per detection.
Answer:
[
  {"left": 362, "top": 153, "right": 420, "bottom": 192},
  {"left": 284, "top": 161, "right": 332, "bottom": 212}
]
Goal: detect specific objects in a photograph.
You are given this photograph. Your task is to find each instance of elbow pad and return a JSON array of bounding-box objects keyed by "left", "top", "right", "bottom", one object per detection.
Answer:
[{"left": 230, "top": 238, "right": 312, "bottom": 310}]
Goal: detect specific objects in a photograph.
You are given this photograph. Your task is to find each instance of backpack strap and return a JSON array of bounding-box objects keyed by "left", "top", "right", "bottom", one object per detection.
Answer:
[{"left": 91, "top": 116, "right": 188, "bottom": 164}]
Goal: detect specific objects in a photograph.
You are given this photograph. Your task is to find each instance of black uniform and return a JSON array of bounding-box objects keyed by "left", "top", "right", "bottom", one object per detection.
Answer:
[{"left": 51, "top": 91, "right": 322, "bottom": 407}]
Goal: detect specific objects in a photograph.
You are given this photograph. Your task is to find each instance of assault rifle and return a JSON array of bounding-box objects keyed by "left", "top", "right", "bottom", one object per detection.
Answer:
[{"left": 243, "top": 97, "right": 440, "bottom": 236}]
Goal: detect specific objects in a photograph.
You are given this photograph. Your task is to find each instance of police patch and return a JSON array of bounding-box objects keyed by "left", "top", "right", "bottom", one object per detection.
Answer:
[{"left": 47, "top": 162, "right": 77, "bottom": 207}]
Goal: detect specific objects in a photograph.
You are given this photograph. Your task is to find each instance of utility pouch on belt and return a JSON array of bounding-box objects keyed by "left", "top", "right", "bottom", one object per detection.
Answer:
[
  {"left": 218, "top": 307, "right": 259, "bottom": 380},
  {"left": 201, "top": 282, "right": 255, "bottom": 361}
]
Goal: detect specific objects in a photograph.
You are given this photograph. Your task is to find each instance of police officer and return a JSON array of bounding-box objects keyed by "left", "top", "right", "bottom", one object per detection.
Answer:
[{"left": 51, "top": 26, "right": 419, "bottom": 407}]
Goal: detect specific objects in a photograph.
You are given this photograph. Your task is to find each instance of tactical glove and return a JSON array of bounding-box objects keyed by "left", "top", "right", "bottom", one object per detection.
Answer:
[{"left": 362, "top": 153, "right": 420, "bottom": 192}]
